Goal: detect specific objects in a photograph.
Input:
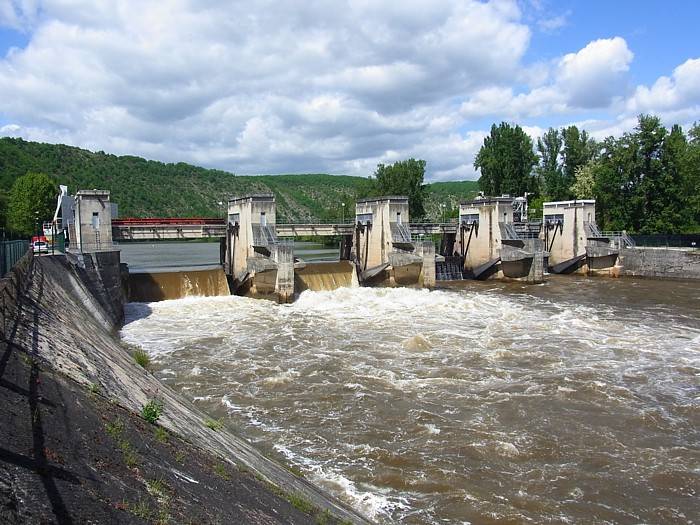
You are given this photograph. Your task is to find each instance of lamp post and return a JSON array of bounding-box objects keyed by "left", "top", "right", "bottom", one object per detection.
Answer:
[
  {"left": 441, "top": 203, "right": 446, "bottom": 224},
  {"left": 341, "top": 202, "right": 346, "bottom": 224},
  {"left": 34, "top": 211, "right": 39, "bottom": 256}
]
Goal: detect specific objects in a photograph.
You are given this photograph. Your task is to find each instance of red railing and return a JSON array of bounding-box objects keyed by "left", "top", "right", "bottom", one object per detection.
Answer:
[{"left": 112, "top": 217, "right": 225, "bottom": 226}]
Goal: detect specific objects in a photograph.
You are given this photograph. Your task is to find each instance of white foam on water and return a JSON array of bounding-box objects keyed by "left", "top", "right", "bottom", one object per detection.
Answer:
[{"left": 423, "top": 423, "right": 441, "bottom": 435}]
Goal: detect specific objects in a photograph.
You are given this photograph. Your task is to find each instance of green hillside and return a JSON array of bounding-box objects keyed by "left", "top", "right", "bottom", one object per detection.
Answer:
[{"left": 0, "top": 137, "right": 478, "bottom": 221}]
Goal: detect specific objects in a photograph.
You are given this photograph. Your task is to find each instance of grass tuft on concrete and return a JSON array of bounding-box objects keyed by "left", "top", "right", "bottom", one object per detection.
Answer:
[
  {"left": 154, "top": 426, "right": 168, "bottom": 443},
  {"left": 287, "top": 493, "right": 314, "bottom": 514},
  {"left": 204, "top": 417, "right": 224, "bottom": 431},
  {"left": 132, "top": 349, "right": 151, "bottom": 370},
  {"left": 214, "top": 462, "right": 231, "bottom": 480}
]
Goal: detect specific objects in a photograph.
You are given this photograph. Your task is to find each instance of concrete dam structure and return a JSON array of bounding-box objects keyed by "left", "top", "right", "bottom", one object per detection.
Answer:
[
  {"left": 543, "top": 200, "right": 619, "bottom": 275},
  {"left": 453, "top": 196, "right": 540, "bottom": 282},
  {"left": 223, "top": 194, "right": 435, "bottom": 302},
  {"left": 61, "top": 187, "right": 635, "bottom": 304},
  {"left": 110, "top": 192, "right": 627, "bottom": 302}
]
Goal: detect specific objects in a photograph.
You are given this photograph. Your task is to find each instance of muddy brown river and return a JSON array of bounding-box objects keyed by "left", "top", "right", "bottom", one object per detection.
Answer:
[{"left": 121, "top": 276, "right": 699, "bottom": 524}]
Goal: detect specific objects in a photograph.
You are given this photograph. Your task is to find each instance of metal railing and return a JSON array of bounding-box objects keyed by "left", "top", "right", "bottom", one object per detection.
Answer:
[
  {"left": 629, "top": 234, "right": 699, "bottom": 248},
  {"left": 1, "top": 240, "right": 30, "bottom": 277},
  {"left": 602, "top": 231, "right": 636, "bottom": 248}
]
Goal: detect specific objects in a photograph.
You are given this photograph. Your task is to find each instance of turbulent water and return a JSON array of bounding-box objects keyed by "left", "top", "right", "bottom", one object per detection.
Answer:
[{"left": 121, "top": 277, "right": 700, "bottom": 524}]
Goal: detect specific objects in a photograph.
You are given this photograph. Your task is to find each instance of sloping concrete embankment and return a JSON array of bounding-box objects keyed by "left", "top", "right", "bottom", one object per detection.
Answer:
[{"left": 1, "top": 253, "right": 371, "bottom": 524}]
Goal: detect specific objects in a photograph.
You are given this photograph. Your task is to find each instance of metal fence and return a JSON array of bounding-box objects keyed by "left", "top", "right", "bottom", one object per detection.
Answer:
[
  {"left": 1, "top": 240, "right": 29, "bottom": 277},
  {"left": 630, "top": 234, "right": 700, "bottom": 248}
]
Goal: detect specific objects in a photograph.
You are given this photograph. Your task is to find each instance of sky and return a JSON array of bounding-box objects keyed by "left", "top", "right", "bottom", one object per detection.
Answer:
[{"left": 0, "top": 1, "right": 698, "bottom": 182}]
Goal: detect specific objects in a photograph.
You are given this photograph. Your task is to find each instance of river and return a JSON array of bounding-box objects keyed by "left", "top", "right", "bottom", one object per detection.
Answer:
[{"left": 119, "top": 245, "right": 699, "bottom": 524}]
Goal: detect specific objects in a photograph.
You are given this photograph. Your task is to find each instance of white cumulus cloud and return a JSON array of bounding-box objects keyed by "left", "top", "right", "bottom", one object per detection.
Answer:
[{"left": 0, "top": 2, "right": 698, "bottom": 182}]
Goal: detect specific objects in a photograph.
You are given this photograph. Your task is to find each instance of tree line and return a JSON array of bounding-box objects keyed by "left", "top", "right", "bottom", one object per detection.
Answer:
[
  {"left": 0, "top": 138, "right": 467, "bottom": 236},
  {"left": 475, "top": 115, "right": 700, "bottom": 234}
]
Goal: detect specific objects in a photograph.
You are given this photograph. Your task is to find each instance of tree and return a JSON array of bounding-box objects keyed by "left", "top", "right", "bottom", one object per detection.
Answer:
[
  {"left": 373, "top": 158, "right": 427, "bottom": 219},
  {"left": 536, "top": 127, "right": 564, "bottom": 199},
  {"left": 0, "top": 189, "right": 7, "bottom": 229},
  {"left": 474, "top": 122, "right": 538, "bottom": 197},
  {"left": 642, "top": 123, "right": 691, "bottom": 233},
  {"left": 562, "top": 126, "right": 597, "bottom": 194},
  {"left": 570, "top": 162, "right": 596, "bottom": 199},
  {"left": 7, "top": 172, "right": 57, "bottom": 236},
  {"left": 684, "top": 123, "right": 700, "bottom": 230},
  {"left": 591, "top": 135, "right": 637, "bottom": 231}
]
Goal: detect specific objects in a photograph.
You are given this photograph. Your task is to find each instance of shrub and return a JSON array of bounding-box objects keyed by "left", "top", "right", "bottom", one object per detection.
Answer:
[{"left": 142, "top": 400, "right": 163, "bottom": 424}]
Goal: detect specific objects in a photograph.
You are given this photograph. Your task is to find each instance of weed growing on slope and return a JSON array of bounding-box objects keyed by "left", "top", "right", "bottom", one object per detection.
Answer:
[
  {"left": 142, "top": 399, "right": 163, "bottom": 424},
  {"left": 154, "top": 426, "right": 168, "bottom": 443},
  {"left": 105, "top": 418, "right": 140, "bottom": 468},
  {"left": 128, "top": 499, "right": 152, "bottom": 520},
  {"left": 204, "top": 418, "right": 224, "bottom": 431},
  {"left": 213, "top": 463, "right": 231, "bottom": 480},
  {"left": 132, "top": 349, "right": 151, "bottom": 370},
  {"left": 287, "top": 493, "right": 314, "bottom": 514},
  {"left": 146, "top": 477, "right": 169, "bottom": 498}
]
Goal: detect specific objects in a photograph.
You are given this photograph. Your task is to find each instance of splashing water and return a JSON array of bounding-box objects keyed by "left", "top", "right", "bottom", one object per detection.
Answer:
[{"left": 121, "top": 277, "right": 700, "bottom": 524}]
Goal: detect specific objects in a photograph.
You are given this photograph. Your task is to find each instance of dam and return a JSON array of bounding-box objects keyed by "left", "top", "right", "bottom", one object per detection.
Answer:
[
  {"left": 113, "top": 191, "right": 633, "bottom": 303},
  {"left": 4, "top": 187, "right": 699, "bottom": 524}
]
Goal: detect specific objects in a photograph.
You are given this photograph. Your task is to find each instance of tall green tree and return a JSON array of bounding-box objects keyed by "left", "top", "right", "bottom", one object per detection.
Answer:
[
  {"left": 570, "top": 161, "right": 596, "bottom": 199},
  {"left": 685, "top": 123, "right": 700, "bottom": 230},
  {"left": 591, "top": 115, "right": 695, "bottom": 233},
  {"left": 536, "top": 127, "right": 564, "bottom": 199},
  {"left": 591, "top": 134, "right": 638, "bottom": 231},
  {"left": 373, "top": 158, "right": 427, "bottom": 219},
  {"left": 631, "top": 115, "right": 667, "bottom": 232},
  {"left": 7, "top": 172, "right": 57, "bottom": 236},
  {"left": 475, "top": 122, "right": 538, "bottom": 197},
  {"left": 561, "top": 126, "right": 596, "bottom": 192},
  {"left": 0, "top": 189, "right": 7, "bottom": 229},
  {"left": 642, "top": 123, "right": 690, "bottom": 233}
]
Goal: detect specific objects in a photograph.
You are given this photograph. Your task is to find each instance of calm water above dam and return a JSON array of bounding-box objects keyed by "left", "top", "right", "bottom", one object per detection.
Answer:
[
  {"left": 118, "top": 240, "right": 339, "bottom": 272},
  {"left": 121, "top": 277, "right": 700, "bottom": 524}
]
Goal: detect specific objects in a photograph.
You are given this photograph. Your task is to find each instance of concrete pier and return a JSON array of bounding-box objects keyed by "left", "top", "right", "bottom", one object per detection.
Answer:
[
  {"left": 353, "top": 196, "right": 424, "bottom": 286},
  {"left": 273, "top": 240, "right": 294, "bottom": 303},
  {"left": 543, "top": 200, "right": 618, "bottom": 275},
  {"left": 453, "top": 196, "right": 534, "bottom": 280},
  {"left": 417, "top": 241, "right": 436, "bottom": 288},
  {"left": 227, "top": 194, "right": 290, "bottom": 301}
]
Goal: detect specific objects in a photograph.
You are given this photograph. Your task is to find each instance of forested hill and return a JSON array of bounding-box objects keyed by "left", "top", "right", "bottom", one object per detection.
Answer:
[{"left": 0, "top": 138, "right": 477, "bottom": 221}]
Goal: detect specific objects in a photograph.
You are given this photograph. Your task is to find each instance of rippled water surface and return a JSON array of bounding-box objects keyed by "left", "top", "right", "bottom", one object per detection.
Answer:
[{"left": 122, "top": 277, "right": 700, "bottom": 524}]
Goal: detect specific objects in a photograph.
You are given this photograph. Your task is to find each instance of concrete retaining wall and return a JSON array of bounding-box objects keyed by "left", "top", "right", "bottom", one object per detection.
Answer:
[{"left": 619, "top": 247, "right": 700, "bottom": 280}]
